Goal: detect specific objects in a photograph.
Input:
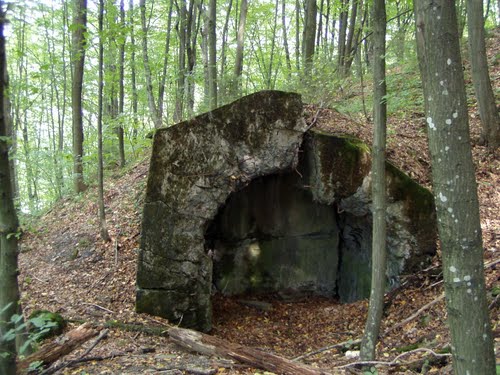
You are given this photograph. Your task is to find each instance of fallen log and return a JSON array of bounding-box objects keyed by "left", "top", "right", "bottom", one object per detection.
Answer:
[
  {"left": 168, "top": 326, "right": 331, "bottom": 375},
  {"left": 17, "top": 322, "right": 99, "bottom": 374}
]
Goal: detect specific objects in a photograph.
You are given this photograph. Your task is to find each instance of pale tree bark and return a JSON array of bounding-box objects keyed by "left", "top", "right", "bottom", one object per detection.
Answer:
[
  {"left": 118, "top": 0, "right": 126, "bottom": 167},
  {"left": 208, "top": 0, "right": 218, "bottom": 109},
  {"left": 219, "top": 0, "right": 233, "bottom": 99},
  {"left": 265, "top": 0, "right": 279, "bottom": 89},
  {"left": 97, "top": 0, "right": 110, "bottom": 242},
  {"left": 295, "top": 0, "right": 301, "bottom": 70},
  {"left": 71, "top": 0, "right": 87, "bottom": 193},
  {"left": 128, "top": 0, "right": 139, "bottom": 139},
  {"left": 158, "top": 0, "right": 173, "bottom": 121},
  {"left": 414, "top": 1, "right": 495, "bottom": 373},
  {"left": 467, "top": 0, "right": 499, "bottom": 148},
  {"left": 360, "top": 0, "right": 386, "bottom": 361},
  {"left": 174, "top": 0, "right": 187, "bottom": 122},
  {"left": 0, "top": 7, "right": 20, "bottom": 374},
  {"left": 281, "top": 0, "right": 292, "bottom": 75},
  {"left": 231, "top": 0, "right": 248, "bottom": 97},
  {"left": 303, "top": 0, "right": 317, "bottom": 75},
  {"left": 140, "top": 0, "right": 162, "bottom": 128},
  {"left": 186, "top": 0, "right": 199, "bottom": 115},
  {"left": 200, "top": 1, "right": 210, "bottom": 109}
]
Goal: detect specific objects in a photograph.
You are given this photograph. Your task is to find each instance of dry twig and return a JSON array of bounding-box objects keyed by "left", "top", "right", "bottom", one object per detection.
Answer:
[{"left": 335, "top": 348, "right": 451, "bottom": 369}]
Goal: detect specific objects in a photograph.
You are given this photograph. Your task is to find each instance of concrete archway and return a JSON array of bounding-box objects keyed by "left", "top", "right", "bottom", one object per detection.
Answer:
[{"left": 136, "top": 91, "right": 436, "bottom": 332}]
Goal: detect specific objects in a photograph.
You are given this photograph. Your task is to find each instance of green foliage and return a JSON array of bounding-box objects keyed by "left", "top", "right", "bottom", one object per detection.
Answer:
[{"left": 1, "top": 305, "right": 66, "bottom": 363}]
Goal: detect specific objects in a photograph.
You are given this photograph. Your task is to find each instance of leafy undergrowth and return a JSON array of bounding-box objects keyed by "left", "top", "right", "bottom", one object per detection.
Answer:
[{"left": 19, "top": 33, "right": 499, "bottom": 375}]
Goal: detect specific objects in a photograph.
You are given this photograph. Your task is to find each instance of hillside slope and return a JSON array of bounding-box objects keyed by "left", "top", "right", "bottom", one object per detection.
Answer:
[{"left": 18, "top": 33, "right": 499, "bottom": 374}]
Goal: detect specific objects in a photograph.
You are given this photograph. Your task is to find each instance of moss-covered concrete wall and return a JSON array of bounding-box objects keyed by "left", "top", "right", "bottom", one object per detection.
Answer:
[{"left": 136, "top": 90, "right": 437, "bottom": 332}]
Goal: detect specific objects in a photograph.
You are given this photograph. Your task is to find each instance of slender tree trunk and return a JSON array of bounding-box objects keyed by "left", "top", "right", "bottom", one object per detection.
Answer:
[
  {"left": 200, "top": 2, "right": 210, "bottom": 108},
  {"left": 43, "top": 9, "right": 63, "bottom": 199},
  {"left": 208, "top": 0, "right": 218, "bottom": 109},
  {"left": 129, "top": 0, "right": 139, "bottom": 139},
  {"left": 97, "top": 0, "right": 110, "bottom": 242},
  {"left": 342, "top": 0, "right": 358, "bottom": 76},
  {"left": 360, "top": 0, "right": 387, "bottom": 360},
  {"left": 414, "top": 1, "right": 496, "bottom": 373},
  {"left": 0, "top": 9, "right": 20, "bottom": 374},
  {"left": 174, "top": 0, "right": 187, "bottom": 122},
  {"left": 140, "top": 0, "right": 161, "bottom": 128},
  {"left": 316, "top": 0, "right": 323, "bottom": 48},
  {"left": 281, "top": 0, "right": 292, "bottom": 75},
  {"left": 60, "top": 1, "right": 69, "bottom": 190},
  {"left": 467, "top": 0, "right": 500, "bottom": 148},
  {"left": 185, "top": 0, "right": 199, "bottom": 115},
  {"left": 231, "top": 0, "right": 248, "bottom": 96},
  {"left": 117, "top": 0, "right": 126, "bottom": 167},
  {"left": 303, "top": 0, "right": 317, "bottom": 75},
  {"left": 295, "top": 0, "right": 301, "bottom": 70},
  {"left": 71, "top": 0, "right": 87, "bottom": 193},
  {"left": 337, "top": 0, "right": 349, "bottom": 70},
  {"left": 158, "top": 0, "right": 173, "bottom": 121},
  {"left": 265, "top": 0, "right": 279, "bottom": 89},
  {"left": 219, "top": 0, "right": 233, "bottom": 100}
]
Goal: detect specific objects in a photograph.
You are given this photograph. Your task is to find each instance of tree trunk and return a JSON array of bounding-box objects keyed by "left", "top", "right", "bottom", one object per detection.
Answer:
[
  {"left": 337, "top": 0, "right": 349, "bottom": 70},
  {"left": 157, "top": 0, "right": 173, "bottom": 122},
  {"left": 174, "top": 0, "right": 187, "bottom": 122},
  {"left": 207, "top": 0, "right": 217, "bottom": 109},
  {"left": 117, "top": 0, "right": 126, "bottom": 168},
  {"left": 316, "top": 0, "right": 323, "bottom": 48},
  {"left": 97, "top": 0, "right": 110, "bottom": 242},
  {"left": 295, "top": 0, "right": 301, "bottom": 70},
  {"left": 168, "top": 327, "right": 331, "bottom": 375},
  {"left": 231, "top": 0, "right": 248, "bottom": 97},
  {"left": 140, "top": 0, "right": 161, "bottom": 128},
  {"left": 281, "top": 0, "right": 292, "bottom": 75},
  {"left": 467, "top": 0, "right": 500, "bottom": 148},
  {"left": 0, "top": 9, "right": 20, "bottom": 374},
  {"left": 186, "top": 0, "right": 199, "bottom": 115},
  {"left": 128, "top": 0, "right": 139, "bottom": 139},
  {"left": 342, "top": 0, "right": 358, "bottom": 76},
  {"left": 71, "top": 0, "right": 87, "bottom": 193},
  {"left": 303, "top": 0, "right": 317, "bottom": 75},
  {"left": 414, "top": 1, "right": 496, "bottom": 373},
  {"left": 219, "top": 0, "right": 232, "bottom": 101},
  {"left": 360, "top": 0, "right": 387, "bottom": 360}
]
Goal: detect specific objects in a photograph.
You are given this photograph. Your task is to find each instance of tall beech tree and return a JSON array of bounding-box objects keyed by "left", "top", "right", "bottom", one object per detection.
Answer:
[
  {"left": 97, "top": 0, "right": 110, "bottom": 242},
  {"left": 414, "top": 0, "right": 495, "bottom": 373},
  {"left": 207, "top": 0, "right": 218, "bottom": 108},
  {"left": 467, "top": 0, "right": 499, "bottom": 148},
  {"left": 360, "top": 0, "right": 387, "bottom": 361},
  {"left": 71, "top": 0, "right": 87, "bottom": 193},
  {"left": 303, "top": 0, "right": 317, "bottom": 75},
  {"left": 117, "top": 0, "right": 126, "bottom": 167},
  {"left": 140, "top": 0, "right": 162, "bottom": 128},
  {"left": 0, "top": 6, "right": 20, "bottom": 374},
  {"left": 231, "top": 0, "right": 248, "bottom": 97}
]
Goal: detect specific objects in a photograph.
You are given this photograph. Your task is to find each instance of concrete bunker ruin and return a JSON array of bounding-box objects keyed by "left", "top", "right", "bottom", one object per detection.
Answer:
[{"left": 136, "top": 91, "right": 436, "bottom": 332}]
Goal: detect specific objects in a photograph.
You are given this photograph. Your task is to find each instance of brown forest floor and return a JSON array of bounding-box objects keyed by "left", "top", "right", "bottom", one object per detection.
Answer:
[{"left": 19, "top": 31, "right": 499, "bottom": 374}]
